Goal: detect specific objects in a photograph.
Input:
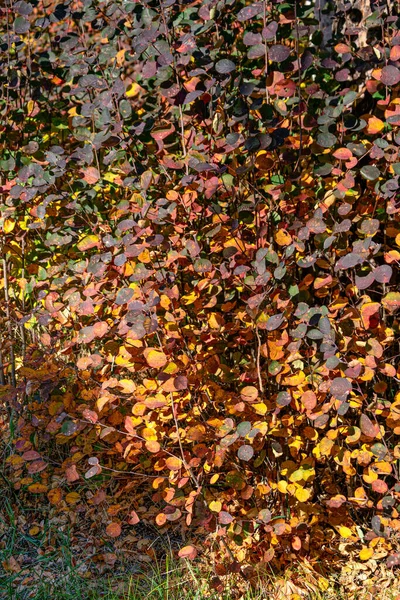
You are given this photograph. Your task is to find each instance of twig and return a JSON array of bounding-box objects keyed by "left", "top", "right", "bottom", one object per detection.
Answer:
[
  {"left": 255, "top": 326, "right": 264, "bottom": 393},
  {"left": 170, "top": 392, "right": 200, "bottom": 489},
  {"left": 0, "top": 332, "right": 5, "bottom": 386},
  {"left": 263, "top": 0, "right": 269, "bottom": 103},
  {"left": 2, "top": 255, "right": 16, "bottom": 387}
]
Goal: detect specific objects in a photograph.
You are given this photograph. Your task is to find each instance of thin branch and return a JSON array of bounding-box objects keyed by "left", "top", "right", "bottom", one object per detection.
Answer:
[{"left": 2, "top": 255, "right": 16, "bottom": 387}]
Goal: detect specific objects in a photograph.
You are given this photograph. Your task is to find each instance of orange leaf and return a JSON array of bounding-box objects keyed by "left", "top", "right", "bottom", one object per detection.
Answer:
[
  {"left": 165, "top": 456, "right": 182, "bottom": 471},
  {"left": 47, "top": 488, "right": 63, "bottom": 505},
  {"left": 178, "top": 545, "right": 198, "bottom": 560},
  {"left": 83, "top": 166, "right": 100, "bottom": 184},
  {"left": 371, "top": 479, "right": 388, "bottom": 494},
  {"left": 240, "top": 386, "right": 258, "bottom": 402},
  {"left": 390, "top": 46, "right": 400, "bottom": 61},
  {"left": 274, "top": 229, "right": 292, "bottom": 246},
  {"left": 128, "top": 510, "right": 140, "bottom": 525},
  {"left": 155, "top": 513, "right": 167, "bottom": 526},
  {"left": 106, "top": 522, "right": 122, "bottom": 538},
  {"left": 28, "top": 483, "right": 48, "bottom": 494},
  {"left": 366, "top": 117, "right": 384, "bottom": 135},
  {"left": 360, "top": 302, "right": 380, "bottom": 329},
  {"left": 144, "top": 348, "right": 168, "bottom": 368},
  {"left": 66, "top": 492, "right": 81, "bottom": 505},
  {"left": 292, "top": 536, "right": 302, "bottom": 551},
  {"left": 145, "top": 440, "right": 161, "bottom": 453},
  {"left": 301, "top": 390, "right": 317, "bottom": 410},
  {"left": 333, "top": 147, "right": 352, "bottom": 160}
]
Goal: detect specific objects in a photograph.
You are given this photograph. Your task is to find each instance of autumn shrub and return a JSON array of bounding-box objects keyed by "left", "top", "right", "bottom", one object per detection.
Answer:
[{"left": 1, "top": 0, "right": 400, "bottom": 574}]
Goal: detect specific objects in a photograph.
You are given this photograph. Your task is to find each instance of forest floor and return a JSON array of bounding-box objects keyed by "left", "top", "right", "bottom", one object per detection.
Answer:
[
  {"left": 1, "top": 494, "right": 400, "bottom": 600},
  {"left": 1, "top": 440, "right": 400, "bottom": 600}
]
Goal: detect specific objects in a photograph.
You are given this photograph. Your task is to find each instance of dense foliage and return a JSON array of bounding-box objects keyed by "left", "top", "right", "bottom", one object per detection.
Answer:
[{"left": 1, "top": 0, "right": 400, "bottom": 575}]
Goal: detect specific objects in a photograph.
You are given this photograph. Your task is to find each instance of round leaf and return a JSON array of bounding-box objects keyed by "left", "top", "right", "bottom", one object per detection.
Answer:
[
  {"left": 277, "top": 391, "right": 291, "bottom": 407},
  {"left": 240, "top": 386, "right": 258, "bottom": 402},
  {"left": 178, "top": 545, "right": 198, "bottom": 560},
  {"left": 269, "top": 44, "right": 290, "bottom": 62},
  {"left": 330, "top": 377, "right": 352, "bottom": 400},
  {"left": 115, "top": 287, "right": 134, "bottom": 306},
  {"left": 380, "top": 65, "right": 400, "bottom": 86},
  {"left": 360, "top": 414, "right": 379, "bottom": 438},
  {"left": 144, "top": 349, "right": 168, "bottom": 368},
  {"left": 237, "top": 2, "right": 263, "bottom": 21},
  {"left": 265, "top": 313, "right": 284, "bottom": 331},
  {"left": 237, "top": 444, "right": 254, "bottom": 461},
  {"left": 360, "top": 165, "right": 380, "bottom": 181},
  {"left": 215, "top": 59, "right": 236, "bottom": 74},
  {"left": 106, "top": 523, "right": 121, "bottom": 538}
]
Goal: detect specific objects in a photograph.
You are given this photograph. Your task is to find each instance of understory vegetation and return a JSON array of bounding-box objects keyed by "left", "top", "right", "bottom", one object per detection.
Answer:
[{"left": 1, "top": 0, "right": 400, "bottom": 597}]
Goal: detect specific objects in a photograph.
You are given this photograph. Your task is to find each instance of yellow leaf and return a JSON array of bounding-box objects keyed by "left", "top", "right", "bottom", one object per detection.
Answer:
[
  {"left": 103, "top": 171, "right": 120, "bottom": 183},
  {"left": 253, "top": 402, "right": 268, "bottom": 416},
  {"left": 142, "top": 427, "right": 157, "bottom": 441},
  {"left": 139, "top": 249, "right": 151, "bottom": 263},
  {"left": 289, "top": 469, "right": 304, "bottom": 482},
  {"left": 208, "top": 313, "right": 223, "bottom": 330},
  {"left": 29, "top": 526, "right": 40, "bottom": 536},
  {"left": 181, "top": 291, "right": 198, "bottom": 305},
  {"left": 3, "top": 219, "right": 15, "bottom": 233},
  {"left": 319, "top": 437, "right": 334, "bottom": 456},
  {"left": 287, "top": 483, "right": 296, "bottom": 496},
  {"left": 278, "top": 480, "right": 288, "bottom": 494},
  {"left": 209, "top": 500, "right": 222, "bottom": 512},
  {"left": 295, "top": 487, "right": 311, "bottom": 502},
  {"left": 318, "top": 577, "right": 329, "bottom": 591},
  {"left": 363, "top": 467, "right": 378, "bottom": 484},
  {"left": 359, "top": 547, "right": 374, "bottom": 561},
  {"left": 163, "top": 361, "right": 179, "bottom": 375},
  {"left": 77, "top": 234, "right": 99, "bottom": 251},
  {"left": 283, "top": 371, "right": 305, "bottom": 386},
  {"left": 125, "top": 82, "right": 142, "bottom": 98},
  {"left": 224, "top": 237, "right": 246, "bottom": 253},
  {"left": 65, "top": 492, "right": 81, "bottom": 504},
  {"left": 338, "top": 526, "right": 353, "bottom": 538}
]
